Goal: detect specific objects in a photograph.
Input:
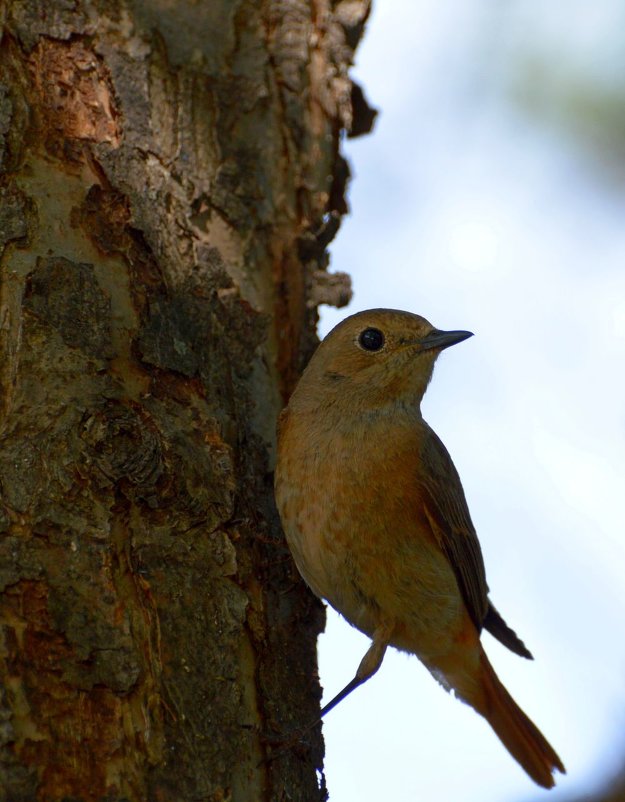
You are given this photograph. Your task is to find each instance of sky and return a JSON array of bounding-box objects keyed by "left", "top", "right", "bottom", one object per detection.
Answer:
[{"left": 316, "top": 3, "right": 625, "bottom": 801}]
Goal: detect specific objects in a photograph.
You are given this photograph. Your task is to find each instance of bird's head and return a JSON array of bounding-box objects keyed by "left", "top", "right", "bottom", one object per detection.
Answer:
[{"left": 294, "top": 308, "right": 473, "bottom": 413}]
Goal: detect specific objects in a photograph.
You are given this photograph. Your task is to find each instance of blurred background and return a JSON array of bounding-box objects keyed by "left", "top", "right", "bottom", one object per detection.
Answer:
[{"left": 318, "top": 2, "right": 625, "bottom": 800}]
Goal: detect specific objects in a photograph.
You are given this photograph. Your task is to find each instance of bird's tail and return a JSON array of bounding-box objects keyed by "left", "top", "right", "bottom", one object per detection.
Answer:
[{"left": 475, "top": 649, "right": 565, "bottom": 788}]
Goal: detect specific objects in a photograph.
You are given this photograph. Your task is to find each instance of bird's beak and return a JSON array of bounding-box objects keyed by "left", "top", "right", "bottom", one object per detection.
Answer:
[{"left": 419, "top": 329, "right": 474, "bottom": 352}]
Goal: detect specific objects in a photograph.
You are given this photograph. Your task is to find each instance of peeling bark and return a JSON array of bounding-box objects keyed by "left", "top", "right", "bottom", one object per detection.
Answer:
[{"left": 0, "top": 1, "right": 373, "bottom": 799}]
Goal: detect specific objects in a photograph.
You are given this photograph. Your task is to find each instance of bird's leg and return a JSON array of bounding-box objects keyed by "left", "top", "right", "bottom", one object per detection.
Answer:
[
  {"left": 264, "top": 622, "right": 394, "bottom": 761},
  {"left": 320, "top": 621, "right": 393, "bottom": 718}
]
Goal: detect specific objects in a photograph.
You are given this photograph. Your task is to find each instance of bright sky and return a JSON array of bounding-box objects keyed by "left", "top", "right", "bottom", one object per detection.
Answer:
[{"left": 317, "top": 3, "right": 625, "bottom": 801}]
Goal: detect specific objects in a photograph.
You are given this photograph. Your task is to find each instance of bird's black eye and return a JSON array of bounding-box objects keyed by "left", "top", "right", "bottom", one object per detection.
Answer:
[{"left": 358, "top": 327, "right": 385, "bottom": 352}]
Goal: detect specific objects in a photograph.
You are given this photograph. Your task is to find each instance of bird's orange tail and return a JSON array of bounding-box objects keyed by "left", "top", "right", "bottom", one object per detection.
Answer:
[{"left": 477, "top": 649, "right": 565, "bottom": 788}]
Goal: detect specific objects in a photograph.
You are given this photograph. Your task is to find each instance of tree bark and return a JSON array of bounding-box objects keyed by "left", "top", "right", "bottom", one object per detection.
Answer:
[{"left": 0, "top": 2, "right": 371, "bottom": 799}]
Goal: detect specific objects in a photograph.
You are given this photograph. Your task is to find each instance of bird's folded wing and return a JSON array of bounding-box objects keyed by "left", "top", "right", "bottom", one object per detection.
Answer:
[
  {"left": 418, "top": 423, "right": 490, "bottom": 629},
  {"left": 418, "top": 424, "right": 533, "bottom": 658}
]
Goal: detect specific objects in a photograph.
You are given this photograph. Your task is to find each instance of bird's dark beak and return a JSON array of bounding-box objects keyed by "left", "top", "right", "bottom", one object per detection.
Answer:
[{"left": 419, "top": 329, "right": 474, "bottom": 352}]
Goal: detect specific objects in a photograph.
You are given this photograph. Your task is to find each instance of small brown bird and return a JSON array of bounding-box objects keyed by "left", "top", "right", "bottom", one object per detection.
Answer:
[{"left": 274, "top": 308, "right": 564, "bottom": 788}]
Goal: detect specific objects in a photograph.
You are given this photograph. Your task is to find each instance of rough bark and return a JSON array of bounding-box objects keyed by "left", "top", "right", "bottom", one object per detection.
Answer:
[{"left": 0, "top": 2, "right": 372, "bottom": 800}]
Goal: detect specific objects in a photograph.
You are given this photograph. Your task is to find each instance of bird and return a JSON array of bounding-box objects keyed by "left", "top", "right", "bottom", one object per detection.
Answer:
[{"left": 274, "top": 308, "right": 565, "bottom": 788}]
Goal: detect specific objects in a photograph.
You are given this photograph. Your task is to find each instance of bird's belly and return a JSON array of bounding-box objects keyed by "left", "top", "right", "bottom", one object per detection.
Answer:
[{"left": 276, "top": 452, "right": 464, "bottom": 660}]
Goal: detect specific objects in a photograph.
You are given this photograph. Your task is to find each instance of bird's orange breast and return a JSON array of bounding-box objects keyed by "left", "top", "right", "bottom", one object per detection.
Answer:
[{"left": 275, "top": 407, "right": 466, "bottom": 660}]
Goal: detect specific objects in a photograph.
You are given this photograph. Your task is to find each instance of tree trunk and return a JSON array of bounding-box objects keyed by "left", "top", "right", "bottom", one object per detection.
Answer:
[{"left": 0, "top": 2, "right": 370, "bottom": 799}]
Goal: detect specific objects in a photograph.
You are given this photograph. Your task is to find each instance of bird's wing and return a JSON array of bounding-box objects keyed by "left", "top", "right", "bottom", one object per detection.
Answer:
[
  {"left": 484, "top": 602, "right": 532, "bottom": 659},
  {"left": 418, "top": 423, "right": 532, "bottom": 658},
  {"left": 418, "top": 422, "right": 490, "bottom": 629}
]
